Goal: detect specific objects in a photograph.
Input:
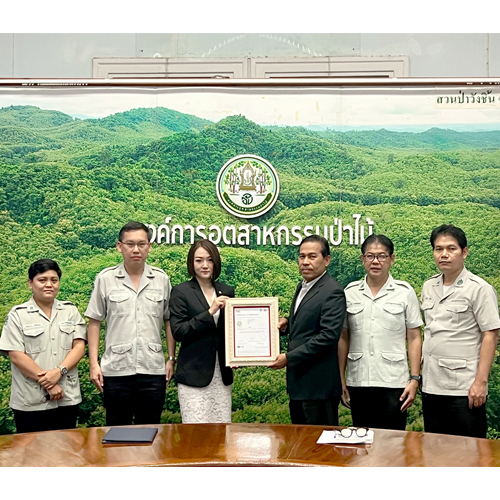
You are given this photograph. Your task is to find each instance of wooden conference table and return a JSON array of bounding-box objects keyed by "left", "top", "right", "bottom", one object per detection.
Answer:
[{"left": 0, "top": 423, "right": 499, "bottom": 466}]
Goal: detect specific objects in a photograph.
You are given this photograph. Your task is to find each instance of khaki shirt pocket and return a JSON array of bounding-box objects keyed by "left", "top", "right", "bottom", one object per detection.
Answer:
[
  {"left": 59, "top": 321, "right": 75, "bottom": 350},
  {"left": 420, "top": 300, "right": 434, "bottom": 325},
  {"left": 147, "top": 342, "right": 165, "bottom": 369},
  {"left": 108, "top": 290, "right": 131, "bottom": 318},
  {"left": 382, "top": 303, "right": 405, "bottom": 331},
  {"left": 380, "top": 352, "right": 407, "bottom": 384},
  {"left": 22, "top": 324, "right": 45, "bottom": 354},
  {"left": 60, "top": 371, "right": 81, "bottom": 402},
  {"left": 22, "top": 378, "right": 46, "bottom": 406},
  {"left": 445, "top": 301, "right": 471, "bottom": 328},
  {"left": 346, "top": 352, "right": 364, "bottom": 384},
  {"left": 144, "top": 289, "right": 163, "bottom": 318},
  {"left": 437, "top": 357, "right": 468, "bottom": 391},
  {"left": 346, "top": 304, "right": 364, "bottom": 331},
  {"left": 110, "top": 342, "right": 134, "bottom": 371}
]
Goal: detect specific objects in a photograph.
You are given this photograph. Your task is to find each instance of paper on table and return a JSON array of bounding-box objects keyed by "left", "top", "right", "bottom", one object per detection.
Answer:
[{"left": 317, "top": 429, "right": 374, "bottom": 445}]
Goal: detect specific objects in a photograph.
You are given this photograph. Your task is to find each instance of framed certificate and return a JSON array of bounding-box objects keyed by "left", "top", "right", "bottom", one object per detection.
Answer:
[{"left": 225, "top": 297, "right": 280, "bottom": 367}]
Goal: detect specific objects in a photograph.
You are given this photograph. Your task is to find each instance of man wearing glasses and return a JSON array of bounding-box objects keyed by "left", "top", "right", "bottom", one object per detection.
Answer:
[
  {"left": 86, "top": 221, "right": 176, "bottom": 426},
  {"left": 420, "top": 224, "right": 500, "bottom": 438},
  {"left": 339, "top": 234, "right": 422, "bottom": 431}
]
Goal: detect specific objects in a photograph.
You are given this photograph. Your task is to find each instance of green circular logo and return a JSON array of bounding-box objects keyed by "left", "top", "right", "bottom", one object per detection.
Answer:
[{"left": 216, "top": 155, "right": 280, "bottom": 219}]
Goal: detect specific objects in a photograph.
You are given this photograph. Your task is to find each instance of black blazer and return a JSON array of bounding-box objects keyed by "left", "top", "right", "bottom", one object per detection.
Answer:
[
  {"left": 284, "top": 272, "right": 346, "bottom": 401},
  {"left": 169, "top": 278, "right": 234, "bottom": 387}
]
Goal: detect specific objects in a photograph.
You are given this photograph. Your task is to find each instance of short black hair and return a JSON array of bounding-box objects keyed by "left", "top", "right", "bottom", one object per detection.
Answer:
[
  {"left": 187, "top": 239, "right": 222, "bottom": 281},
  {"left": 28, "top": 259, "right": 62, "bottom": 280},
  {"left": 299, "top": 235, "right": 330, "bottom": 257},
  {"left": 361, "top": 234, "right": 394, "bottom": 256},
  {"left": 118, "top": 221, "right": 152, "bottom": 242},
  {"left": 430, "top": 224, "right": 467, "bottom": 250}
]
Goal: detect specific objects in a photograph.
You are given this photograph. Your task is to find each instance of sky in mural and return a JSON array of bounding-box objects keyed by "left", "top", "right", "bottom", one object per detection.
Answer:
[{"left": 0, "top": 85, "right": 499, "bottom": 131}]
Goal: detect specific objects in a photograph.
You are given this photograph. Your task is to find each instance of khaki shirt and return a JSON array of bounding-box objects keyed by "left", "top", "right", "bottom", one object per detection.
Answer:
[
  {"left": 421, "top": 267, "right": 500, "bottom": 396},
  {"left": 0, "top": 297, "right": 87, "bottom": 411},
  {"left": 85, "top": 263, "right": 171, "bottom": 377},
  {"left": 344, "top": 274, "right": 423, "bottom": 388}
]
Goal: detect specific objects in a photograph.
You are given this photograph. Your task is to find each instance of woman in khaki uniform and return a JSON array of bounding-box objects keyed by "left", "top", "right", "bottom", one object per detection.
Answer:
[{"left": 0, "top": 259, "right": 87, "bottom": 433}]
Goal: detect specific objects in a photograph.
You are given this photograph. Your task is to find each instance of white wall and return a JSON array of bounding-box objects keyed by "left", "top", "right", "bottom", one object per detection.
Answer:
[{"left": 1, "top": 33, "right": 499, "bottom": 78}]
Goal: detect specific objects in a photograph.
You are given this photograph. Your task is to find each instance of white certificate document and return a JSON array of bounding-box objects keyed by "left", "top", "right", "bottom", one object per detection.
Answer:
[
  {"left": 225, "top": 297, "right": 279, "bottom": 367},
  {"left": 234, "top": 306, "right": 271, "bottom": 357}
]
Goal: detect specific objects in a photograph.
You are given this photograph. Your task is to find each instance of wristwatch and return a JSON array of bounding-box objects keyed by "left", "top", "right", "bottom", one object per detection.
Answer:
[
  {"left": 58, "top": 365, "right": 68, "bottom": 376},
  {"left": 409, "top": 375, "right": 421, "bottom": 383},
  {"left": 168, "top": 356, "right": 176, "bottom": 363}
]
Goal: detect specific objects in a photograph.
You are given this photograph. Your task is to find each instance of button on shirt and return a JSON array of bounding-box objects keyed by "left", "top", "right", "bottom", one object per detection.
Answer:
[
  {"left": 0, "top": 298, "right": 87, "bottom": 411},
  {"left": 344, "top": 274, "right": 423, "bottom": 388},
  {"left": 420, "top": 267, "right": 500, "bottom": 396},
  {"left": 85, "top": 263, "right": 171, "bottom": 377}
]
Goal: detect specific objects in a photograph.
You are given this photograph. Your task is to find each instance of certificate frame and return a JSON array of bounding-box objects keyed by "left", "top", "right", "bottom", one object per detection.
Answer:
[{"left": 225, "top": 297, "right": 280, "bottom": 367}]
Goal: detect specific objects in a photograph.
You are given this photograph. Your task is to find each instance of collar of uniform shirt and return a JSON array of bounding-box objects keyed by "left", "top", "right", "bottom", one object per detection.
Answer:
[
  {"left": 439, "top": 265, "right": 468, "bottom": 287},
  {"left": 360, "top": 273, "right": 394, "bottom": 291}
]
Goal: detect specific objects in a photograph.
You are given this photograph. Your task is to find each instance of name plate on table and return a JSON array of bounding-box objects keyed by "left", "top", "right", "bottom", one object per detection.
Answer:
[{"left": 225, "top": 297, "right": 280, "bottom": 367}]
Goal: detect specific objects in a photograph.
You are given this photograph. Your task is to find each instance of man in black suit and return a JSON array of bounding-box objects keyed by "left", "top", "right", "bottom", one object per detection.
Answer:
[{"left": 268, "top": 235, "right": 346, "bottom": 425}]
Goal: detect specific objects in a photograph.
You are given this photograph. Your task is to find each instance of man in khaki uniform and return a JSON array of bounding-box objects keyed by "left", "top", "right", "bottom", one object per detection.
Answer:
[
  {"left": 421, "top": 224, "right": 500, "bottom": 438},
  {"left": 0, "top": 259, "right": 87, "bottom": 433},
  {"left": 86, "top": 221, "right": 176, "bottom": 426},
  {"left": 339, "top": 234, "right": 422, "bottom": 431}
]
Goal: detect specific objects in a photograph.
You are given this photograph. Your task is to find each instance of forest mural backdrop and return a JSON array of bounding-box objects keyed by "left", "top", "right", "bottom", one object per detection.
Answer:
[{"left": 0, "top": 84, "right": 499, "bottom": 436}]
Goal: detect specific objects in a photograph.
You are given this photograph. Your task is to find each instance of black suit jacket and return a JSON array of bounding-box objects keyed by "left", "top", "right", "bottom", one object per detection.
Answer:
[
  {"left": 169, "top": 278, "right": 234, "bottom": 387},
  {"left": 285, "top": 272, "right": 346, "bottom": 400}
]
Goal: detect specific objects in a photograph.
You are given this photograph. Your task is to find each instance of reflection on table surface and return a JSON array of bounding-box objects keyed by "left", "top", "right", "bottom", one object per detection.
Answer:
[{"left": 0, "top": 423, "right": 499, "bottom": 467}]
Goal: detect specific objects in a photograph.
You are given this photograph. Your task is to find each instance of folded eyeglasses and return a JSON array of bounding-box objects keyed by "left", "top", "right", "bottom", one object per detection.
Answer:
[{"left": 334, "top": 427, "right": 370, "bottom": 438}]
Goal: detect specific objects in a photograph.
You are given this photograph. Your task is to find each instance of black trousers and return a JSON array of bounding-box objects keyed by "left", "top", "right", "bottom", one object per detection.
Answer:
[
  {"left": 13, "top": 404, "right": 79, "bottom": 434},
  {"left": 422, "top": 392, "right": 487, "bottom": 438},
  {"left": 103, "top": 374, "right": 166, "bottom": 426},
  {"left": 289, "top": 397, "right": 341, "bottom": 426},
  {"left": 348, "top": 386, "right": 407, "bottom": 431}
]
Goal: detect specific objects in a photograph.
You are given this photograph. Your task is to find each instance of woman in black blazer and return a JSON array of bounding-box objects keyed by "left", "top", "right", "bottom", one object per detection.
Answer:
[{"left": 169, "top": 239, "right": 234, "bottom": 423}]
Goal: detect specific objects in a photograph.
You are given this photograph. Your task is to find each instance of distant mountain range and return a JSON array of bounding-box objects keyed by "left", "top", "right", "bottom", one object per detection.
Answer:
[
  {"left": 316, "top": 127, "right": 500, "bottom": 150},
  {"left": 2, "top": 105, "right": 500, "bottom": 151},
  {"left": 0, "top": 105, "right": 212, "bottom": 139},
  {"left": 306, "top": 124, "right": 500, "bottom": 133}
]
